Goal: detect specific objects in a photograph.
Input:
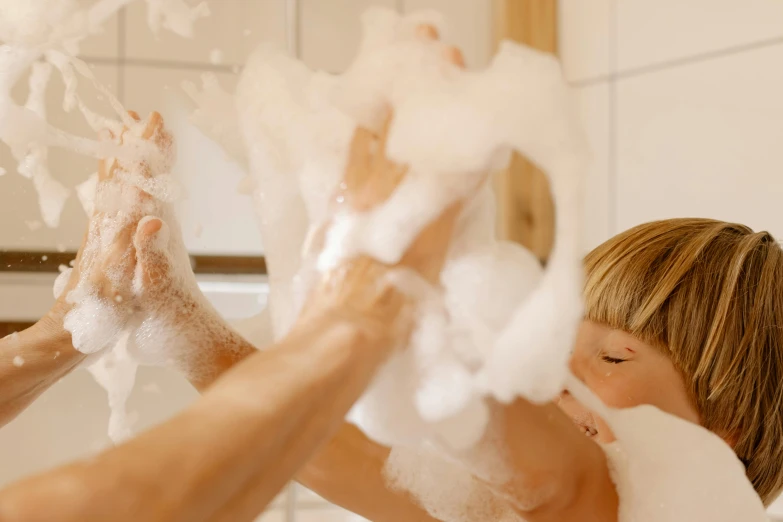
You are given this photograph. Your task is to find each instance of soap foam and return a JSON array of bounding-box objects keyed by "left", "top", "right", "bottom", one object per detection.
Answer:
[
  {"left": 0, "top": 0, "right": 239, "bottom": 442},
  {"left": 566, "top": 375, "right": 768, "bottom": 521},
  {"left": 237, "top": 7, "right": 586, "bottom": 452}
]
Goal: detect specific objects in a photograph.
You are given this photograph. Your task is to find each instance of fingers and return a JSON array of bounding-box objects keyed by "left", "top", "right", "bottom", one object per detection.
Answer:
[
  {"left": 139, "top": 216, "right": 163, "bottom": 237},
  {"left": 444, "top": 46, "right": 465, "bottom": 68},
  {"left": 133, "top": 216, "right": 172, "bottom": 289},
  {"left": 416, "top": 24, "right": 439, "bottom": 40},
  {"left": 141, "top": 111, "right": 163, "bottom": 140},
  {"left": 343, "top": 127, "right": 376, "bottom": 198}
]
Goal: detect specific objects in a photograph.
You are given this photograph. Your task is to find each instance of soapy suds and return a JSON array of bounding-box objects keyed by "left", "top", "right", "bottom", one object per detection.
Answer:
[
  {"left": 12, "top": 356, "right": 24, "bottom": 367},
  {"left": 0, "top": 0, "right": 224, "bottom": 442},
  {"left": 229, "top": 9, "right": 770, "bottom": 521},
  {"left": 0, "top": 0, "right": 207, "bottom": 229},
  {"left": 228, "top": 9, "right": 590, "bottom": 519},
  {"left": 236, "top": 7, "right": 585, "bottom": 452},
  {"left": 565, "top": 375, "right": 768, "bottom": 521}
]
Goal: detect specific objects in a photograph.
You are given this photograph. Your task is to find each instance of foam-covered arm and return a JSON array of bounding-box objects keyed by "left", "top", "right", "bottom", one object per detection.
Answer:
[
  {"left": 0, "top": 310, "right": 84, "bottom": 428},
  {"left": 0, "top": 306, "right": 395, "bottom": 522}
]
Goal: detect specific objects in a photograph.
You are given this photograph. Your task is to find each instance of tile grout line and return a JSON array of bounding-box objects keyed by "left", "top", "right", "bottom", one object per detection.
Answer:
[
  {"left": 117, "top": 7, "right": 126, "bottom": 104},
  {"left": 286, "top": 0, "right": 302, "bottom": 60},
  {"left": 615, "top": 34, "right": 783, "bottom": 81},
  {"left": 570, "top": 34, "right": 783, "bottom": 88},
  {"left": 84, "top": 55, "right": 240, "bottom": 73},
  {"left": 607, "top": 0, "right": 618, "bottom": 236}
]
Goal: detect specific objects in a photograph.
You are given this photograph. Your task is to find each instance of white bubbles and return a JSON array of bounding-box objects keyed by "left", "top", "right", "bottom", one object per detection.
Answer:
[
  {"left": 235, "top": 8, "right": 590, "bottom": 520},
  {"left": 12, "top": 355, "right": 24, "bottom": 367},
  {"left": 567, "top": 377, "right": 768, "bottom": 522},
  {"left": 86, "top": 331, "right": 139, "bottom": 443},
  {"left": 64, "top": 294, "right": 124, "bottom": 355},
  {"left": 53, "top": 267, "right": 72, "bottom": 299},
  {"left": 239, "top": 4, "right": 585, "bottom": 457}
]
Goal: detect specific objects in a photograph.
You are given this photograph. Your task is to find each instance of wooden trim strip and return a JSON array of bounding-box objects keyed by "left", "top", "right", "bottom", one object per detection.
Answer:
[
  {"left": 0, "top": 322, "right": 35, "bottom": 337},
  {"left": 492, "top": 0, "right": 558, "bottom": 262},
  {"left": 0, "top": 251, "right": 267, "bottom": 275}
]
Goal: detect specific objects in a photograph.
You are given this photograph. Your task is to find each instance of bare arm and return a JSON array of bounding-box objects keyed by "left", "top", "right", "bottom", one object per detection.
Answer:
[
  {"left": 0, "top": 294, "right": 401, "bottom": 522},
  {"left": 0, "top": 310, "right": 83, "bottom": 427}
]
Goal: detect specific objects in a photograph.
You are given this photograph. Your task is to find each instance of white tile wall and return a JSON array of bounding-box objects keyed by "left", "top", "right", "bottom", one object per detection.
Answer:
[
  {"left": 0, "top": 64, "right": 119, "bottom": 250},
  {"left": 616, "top": 0, "right": 783, "bottom": 73},
  {"left": 559, "top": 0, "right": 613, "bottom": 82},
  {"left": 78, "top": 7, "right": 121, "bottom": 58},
  {"left": 563, "top": 0, "right": 783, "bottom": 244},
  {"left": 615, "top": 44, "right": 783, "bottom": 236},
  {"left": 575, "top": 83, "right": 612, "bottom": 251},
  {"left": 124, "top": 0, "right": 288, "bottom": 66}
]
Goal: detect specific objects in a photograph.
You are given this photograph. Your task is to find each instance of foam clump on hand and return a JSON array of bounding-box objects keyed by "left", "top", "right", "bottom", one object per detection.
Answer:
[{"left": 237, "top": 7, "right": 586, "bottom": 452}]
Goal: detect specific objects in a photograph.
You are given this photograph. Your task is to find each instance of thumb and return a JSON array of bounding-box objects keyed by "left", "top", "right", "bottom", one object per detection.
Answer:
[{"left": 133, "top": 216, "right": 172, "bottom": 289}]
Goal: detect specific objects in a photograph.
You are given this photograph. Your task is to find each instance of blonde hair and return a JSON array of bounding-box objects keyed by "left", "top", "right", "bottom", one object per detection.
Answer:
[{"left": 584, "top": 218, "right": 783, "bottom": 505}]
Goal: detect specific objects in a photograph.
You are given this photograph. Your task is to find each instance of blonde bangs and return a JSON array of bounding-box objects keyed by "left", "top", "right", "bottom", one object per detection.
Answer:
[{"left": 581, "top": 218, "right": 783, "bottom": 505}]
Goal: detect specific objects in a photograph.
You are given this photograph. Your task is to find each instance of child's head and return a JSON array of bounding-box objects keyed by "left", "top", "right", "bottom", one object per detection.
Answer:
[{"left": 561, "top": 218, "right": 783, "bottom": 505}]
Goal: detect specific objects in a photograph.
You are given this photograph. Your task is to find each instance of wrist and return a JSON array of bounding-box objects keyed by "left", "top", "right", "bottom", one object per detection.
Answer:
[{"left": 29, "top": 306, "right": 73, "bottom": 350}]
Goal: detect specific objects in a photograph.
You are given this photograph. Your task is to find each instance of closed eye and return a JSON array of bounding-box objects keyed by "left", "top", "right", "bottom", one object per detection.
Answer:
[{"left": 601, "top": 355, "right": 627, "bottom": 364}]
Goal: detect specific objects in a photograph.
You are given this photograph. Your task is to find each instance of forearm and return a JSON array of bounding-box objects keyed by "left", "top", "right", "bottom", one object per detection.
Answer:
[
  {"left": 0, "top": 312, "right": 393, "bottom": 522},
  {"left": 178, "top": 338, "right": 439, "bottom": 522},
  {"left": 0, "top": 313, "right": 84, "bottom": 427}
]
